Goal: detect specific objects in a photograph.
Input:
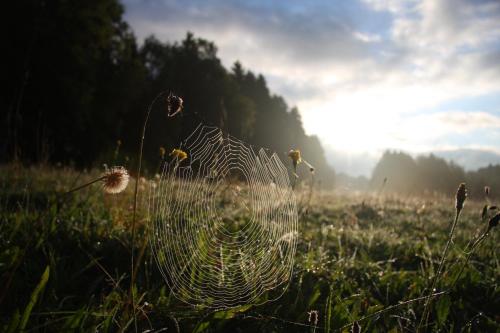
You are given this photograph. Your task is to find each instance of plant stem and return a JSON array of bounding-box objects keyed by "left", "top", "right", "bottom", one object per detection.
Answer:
[
  {"left": 451, "top": 229, "right": 489, "bottom": 287},
  {"left": 418, "top": 209, "right": 461, "bottom": 332},
  {"left": 129, "top": 91, "right": 167, "bottom": 332},
  {"left": 66, "top": 176, "right": 105, "bottom": 194}
]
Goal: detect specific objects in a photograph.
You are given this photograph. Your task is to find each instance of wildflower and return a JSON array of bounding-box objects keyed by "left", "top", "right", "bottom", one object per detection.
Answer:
[
  {"left": 170, "top": 149, "right": 188, "bottom": 162},
  {"left": 288, "top": 149, "right": 301, "bottom": 172},
  {"left": 167, "top": 93, "right": 183, "bottom": 117},
  {"left": 455, "top": 183, "right": 467, "bottom": 212},
  {"left": 102, "top": 166, "right": 129, "bottom": 194}
]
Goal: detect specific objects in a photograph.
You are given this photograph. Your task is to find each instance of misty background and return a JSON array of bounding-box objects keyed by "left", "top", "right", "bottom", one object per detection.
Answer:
[{"left": 3, "top": 0, "right": 500, "bottom": 199}]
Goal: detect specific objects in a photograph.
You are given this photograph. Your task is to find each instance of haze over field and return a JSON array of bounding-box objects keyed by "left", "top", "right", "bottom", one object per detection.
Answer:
[{"left": 124, "top": 0, "right": 500, "bottom": 176}]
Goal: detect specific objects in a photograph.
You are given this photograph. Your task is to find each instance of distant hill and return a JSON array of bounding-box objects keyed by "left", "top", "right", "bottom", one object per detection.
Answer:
[{"left": 326, "top": 147, "right": 500, "bottom": 178}]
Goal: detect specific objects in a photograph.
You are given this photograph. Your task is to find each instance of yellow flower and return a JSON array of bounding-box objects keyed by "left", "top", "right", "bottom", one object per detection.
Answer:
[
  {"left": 170, "top": 149, "right": 188, "bottom": 162},
  {"left": 288, "top": 149, "right": 301, "bottom": 167}
]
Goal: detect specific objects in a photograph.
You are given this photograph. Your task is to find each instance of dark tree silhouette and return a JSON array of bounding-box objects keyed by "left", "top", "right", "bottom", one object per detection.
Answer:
[{"left": 3, "top": 1, "right": 335, "bottom": 186}]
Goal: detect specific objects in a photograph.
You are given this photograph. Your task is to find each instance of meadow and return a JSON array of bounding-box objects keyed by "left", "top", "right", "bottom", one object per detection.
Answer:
[{"left": 1, "top": 164, "right": 499, "bottom": 332}]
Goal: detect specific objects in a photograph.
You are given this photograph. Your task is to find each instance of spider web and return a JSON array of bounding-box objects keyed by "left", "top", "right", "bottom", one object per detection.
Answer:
[{"left": 148, "top": 124, "right": 298, "bottom": 309}]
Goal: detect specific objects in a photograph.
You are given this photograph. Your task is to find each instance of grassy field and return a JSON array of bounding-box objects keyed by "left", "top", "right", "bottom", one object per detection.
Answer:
[{"left": 1, "top": 164, "right": 499, "bottom": 332}]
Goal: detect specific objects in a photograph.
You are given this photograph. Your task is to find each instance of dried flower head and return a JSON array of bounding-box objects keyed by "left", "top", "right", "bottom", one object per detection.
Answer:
[
  {"left": 351, "top": 321, "right": 361, "bottom": 333},
  {"left": 170, "top": 148, "right": 188, "bottom": 162},
  {"left": 102, "top": 166, "right": 129, "bottom": 194},
  {"left": 167, "top": 93, "right": 183, "bottom": 117},
  {"left": 455, "top": 183, "right": 467, "bottom": 212},
  {"left": 159, "top": 146, "right": 166, "bottom": 159},
  {"left": 288, "top": 149, "right": 302, "bottom": 171},
  {"left": 307, "top": 310, "right": 318, "bottom": 326},
  {"left": 488, "top": 213, "right": 500, "bottom": 230},
  {"left": 485, "top": 186, "right": 490, "bottom": 196}
]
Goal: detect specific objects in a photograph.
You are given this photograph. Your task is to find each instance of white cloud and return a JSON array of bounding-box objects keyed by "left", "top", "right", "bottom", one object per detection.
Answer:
[
  {"left": 392, "top": 0, "right": 500, "bottom": 53},
  {"left": 353, "top": 31, "right": 382, "bottom": 43},
  {"left": 391, "top": 111, "right": 500, "bottom": 150},
  {"left": 361, "top": 0, "right": 416, "bottom": 13},
  {"left": 123, "top": 0, "right": 500, "bottom": 173}
]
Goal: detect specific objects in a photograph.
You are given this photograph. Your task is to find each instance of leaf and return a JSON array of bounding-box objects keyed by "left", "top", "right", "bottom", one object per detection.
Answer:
[
  {"left": 307, "top": 285, "right": 322, "bottom": 308},
  {"left": 6, "top": 308, "right": 20, "bottom": 333},
  {"left": 436, "top": 294, "right": 451, "bottom": 326},
  {"left": 324, "top": 289, "right": 333, "bottom": 332},
  {"left": 192, "top": 321, "right": 210, "bottom": 333},
  {"left": 19, "top": 266, "right": 50, "bottom": 331}
]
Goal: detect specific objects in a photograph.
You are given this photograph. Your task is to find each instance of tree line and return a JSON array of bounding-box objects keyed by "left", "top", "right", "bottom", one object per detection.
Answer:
[
  {"left": 371, "top": 151, "right": 500, "bottom": 200},
  {"left": 3, "top": 0, "right": 335, "bottom": 186}
]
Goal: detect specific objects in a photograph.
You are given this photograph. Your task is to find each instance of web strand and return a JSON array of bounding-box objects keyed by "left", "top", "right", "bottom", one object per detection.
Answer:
[{"left": 149, "top": 125, "right": 298, "bottom": 309}]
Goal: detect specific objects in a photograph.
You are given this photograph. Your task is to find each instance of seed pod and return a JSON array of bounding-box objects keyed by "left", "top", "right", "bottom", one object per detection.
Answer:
[
  {"left": 351, "top": 321, "right": 361, "bottom": 333},
  {"left": 167, "top": 93, "right": 183, "bottom": 117},
  {"left": 455, "top": 183, "right": 467, "bottom": 212},
  {"left": 488, "top": 213, "right": 500, "bottom": 230},
  {"left": 307, "top": 310, "right": 318, "bottom": 326}
]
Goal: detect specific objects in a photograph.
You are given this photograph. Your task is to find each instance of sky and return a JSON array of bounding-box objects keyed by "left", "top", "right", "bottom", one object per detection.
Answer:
[{"left": 123, "top": 0, "right": 500, "bottom": 176}]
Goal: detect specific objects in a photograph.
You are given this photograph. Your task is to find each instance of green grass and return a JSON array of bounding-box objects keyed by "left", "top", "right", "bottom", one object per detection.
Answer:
[{"left": 1, "top": 164, "right": 499, "bottom": 332}]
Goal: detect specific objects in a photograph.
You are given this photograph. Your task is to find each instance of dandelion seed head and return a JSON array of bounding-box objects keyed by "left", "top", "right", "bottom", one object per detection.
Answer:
[{"left": 102, "top": 166, "right": 129, "bottom": 194}]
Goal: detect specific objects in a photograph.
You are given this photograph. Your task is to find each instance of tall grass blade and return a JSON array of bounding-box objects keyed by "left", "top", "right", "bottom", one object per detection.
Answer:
[{"left": 19, "top": 265, "right": 50, "bottom": 331}]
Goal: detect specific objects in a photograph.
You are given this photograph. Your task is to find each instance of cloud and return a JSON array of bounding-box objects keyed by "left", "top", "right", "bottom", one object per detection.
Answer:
[
  {"left": 390, "top": 111, "right": 500, "bottom": 151},
  {"left": 353, "top": 31, "right": 382, "bottom": 43},
  {"left": 123, "top": 0, "right": 500, "bottom": 173},
  {"left": 124, "top": 0, "right": 500, "bottom": 98}
]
